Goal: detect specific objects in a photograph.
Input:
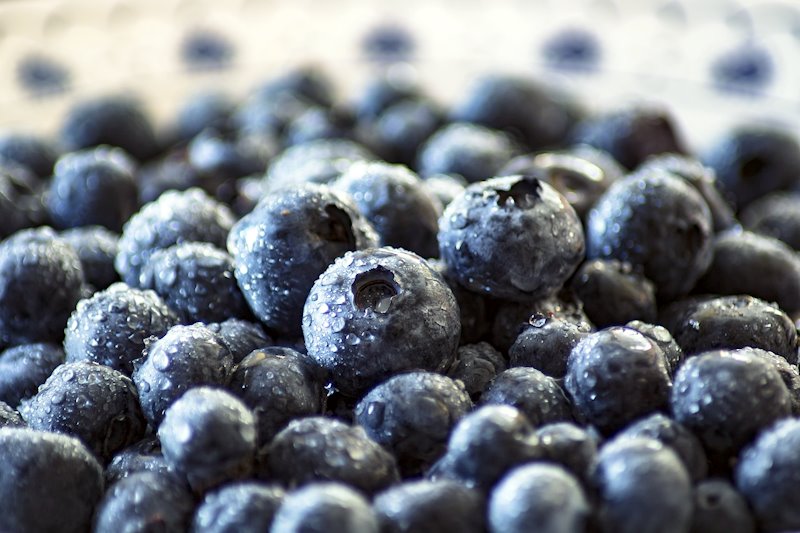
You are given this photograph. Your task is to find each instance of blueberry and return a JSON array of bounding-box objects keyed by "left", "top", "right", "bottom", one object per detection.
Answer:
[
  {"left": 428, "top": 258, "right": 490, "bottom": 344},
  {"left": 362, "top": 24, "right": 415, "bottom": 63},
  {"left": 748, "top": 348, "right": 800, "bottom": 415},
  {"left": 480, "top": 367, "right": 572, "bottom": 426},
  {"left": 741, "top": 191, "right": 800, "bottom": 250},
  {"left": 228, "top": 184, "right": 378, "bottom": 336},
  {"left": 193, "top": 482, "right": 285, "bottom": 533},
  {"left": 47, "top": 146, "right": 138, "bottom": 232},
  {"left": 133, "top": 324, "right": 234, "bottom": 428},
  {"left": 206, "top": 318, "right": 273, "bottom": 364},
  {"left": 691, "top": 479, "right": 755, "bottom": 533},
  {"left": 542, "top": 27, "right": 602, "bottom": 71},
  {"left": 136, "top": 150, "right": 203, "bottom": 203},
  {"left": 439, "top": 175, "right": 585, "bottom": 302},
  {"left": 254, "top": 66, "right": 334, "bottom": 108},
  {"left": 572, "top": 106, "right": 686, "bottom": 169},
  {"left": 703, "top": 125, "right": 800, "bottom": 208},
  {"left": 116, "top": 188, "right": 236, "bottom": 287},
  {"left": 234, "top": 91, "right": 313, "bottom": 139},
  {"left": 0, "top": 227, "right": 84, "bottom": 345},
  {"left": 64, "top": 282, "right": 178, "bottom": 375},
  {"left": 565, "top": 327, "right": 672, "bottom": 435},
  {"left": 695, "top": 230, "right": 800, "bottom": 314},
  {"left": 421, "top": 173, "right": 466, "bottom": 210},
  {"left": 285, "top": 106, "right": 354, "bottom": 147},
  {"left": 625, "top": 320, "right": 684, "bottom": 376},
  {"left": 661, "top": 295, "right": 797, "bottom": 363},
  {"left": 19, "top": 361, "right": 146, "bottom": 461},
  {"left": 489, "top": 463, "right": 590, "bottom": 533},
  {"left": 452, "top": 75, "right": 582, "bottom": 150},
  {"left": 373, "top": 480, "right": 486, "bottom": 533},
  {"left": 587, "top": 167, "right": 714, "bottom": 301},
  {"left": 159, "top": 387, "right": 256, "bottom": 492},
  {"left": 267, "top": 416, "right": 399, "bottom": 494},
  {"left": 271, "top": 482, "right": 379, "bottom": 533},
  {"left": 354, "top": 74, "right": 420, "bottom": 123},
  {"left": 333, "top": 161, "right": 441, "bottom": 257},
  {"left": 0, "top": 132, "right": 58, "bottom": 179},
  {"left": 170, "top": 91, "right": 234, "bottom": 144},
  {"left": 16, "top": 53, "right": 70, "bottom": 95},
  {"left": 592, "top": 437, "right": 692, "bottom": 533},
  {"left": 0, "top": 163, "right": 43, "bottom": 239},
  {"left": 417, "top": 122, "right": 516, "bottom": 183},
  {"left": 735, "top": 418, "right": 800, "bottom": 531},
  {"left": 303, "top": 247, "right": 460, "bottom": 397},
  {"left": 429, "top": 405, "right": 541, "bottom": 491},
  {"left": 712, "top": 43, "right": 773, "bottom": 92},
  {"left": 369, "top": 97, "right": 443, "bottom": 166},
  {"left": 228, "top": 347, "right": 324, "bottom": 445},
  {"left": 104, "top": 436, "right": 173, "bottom": 485},
  {"left": 61, "top": 226, "right": 120, "bottom": 290},
  {"left": 569, "top": 259, "right": 657, "bottom": 327},
  {"left": 181, "top": 28, "right": 235, "bottom": 70},
  {"left": 446, "top": 342, "right": 507, "bottom": 399},
  {"left": 0, "top": 427, "right": 103, "bottom": 533},
  {"left": 60, "top": 95, "right": 159, "bottom": 161},
  {"left": 355, "top": 372, "right": 472, "bottom": 474},
  {"left": 0, "top": 342, "right": 64, "bottom": 407},
  {"left": 535, "top": 422, "right": 599, "bottom": 482},
  {"left": 617, "top": 413, "right": 708, "bottom": 482},
  {"left": 94, "top": 471, "right": 194, "bottom": 533},
  {"left": 508, "top": 314, "right": 591, "bottom": 379},
  {"left": 671, "top": 348, "right": 791, "bottom": 460}
]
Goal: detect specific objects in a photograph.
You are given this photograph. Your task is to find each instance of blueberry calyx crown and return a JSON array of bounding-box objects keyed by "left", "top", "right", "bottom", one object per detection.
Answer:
[
  {"left": 496, "top": 176, "right": 543, "bottom": 209},
  {"left": 352, "top": 266, "right": 401, "bottom": 314}
]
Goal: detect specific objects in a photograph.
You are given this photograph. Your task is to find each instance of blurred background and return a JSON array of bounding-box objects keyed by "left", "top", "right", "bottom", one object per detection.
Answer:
[{"left": 1, "top": 0, "right": 799, "bottom": 150}]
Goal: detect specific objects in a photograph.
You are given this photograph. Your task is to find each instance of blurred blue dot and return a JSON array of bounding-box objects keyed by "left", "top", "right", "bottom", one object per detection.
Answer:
[
  {"left": 16, "top": 53, "right": 70, "bottom": 96},
  {"left": 542, "top": 28, "right": 601, "bottom": 72},
  {"left": 362, "top": 24, "right": 415, "bottom": 63},
  {"left": 181, "top": 29, "right": 235, "bottom": 70},
  {"left": 711, "top": 43, "right": 773, "bottom": 93}
]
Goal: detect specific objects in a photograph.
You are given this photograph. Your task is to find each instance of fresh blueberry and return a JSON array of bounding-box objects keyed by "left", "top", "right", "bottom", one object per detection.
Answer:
[
  {"left": 354, "top": 74, "right": 420, "bottom": 123},
  {"left": 421, "top": 173, "right": 466, "bottom": 210},
  {"left": 266, "top": 416, "right": 399, "bottom": 494},
  {"left": 542, "top": 27, "right": 601, "bottom": 71},
  {"left": 254, "top": 66, "right": 334, "bottom": 109},
  {"left": 369, "top": 97, "right": 443, "bottom": 166},
  {"left": 354, "top": 371, "right": 472, "bottom": 474},
  {"left": 181, "top": 28, "right": 235, "bottom": 70},
  {"left": 535, "top": 422, "right": 599, "bottom": 482},
  {"left": 565, "top": 327, "right": 672, "bottom": 435},
  {"left": 712, "top": 43, "right": 773, "bottom": 92},
  {"left": 592, "top": 437, "right": 692, "bottom": 533},
  {"left": 16, "top": 53, "right": 70, "bottom": 96},
  {"left": 229, "top": 184, "right": 378, "bottom": 336},
  {"left": 362, "top": 24, "right": 415, "bottom": 63},
  {"left": 480, "top": 367, "right": 572, "bottom": 427},
  {"left": 439, "top": 175, "right": 585, "bottom": 302},
  {"left": 136, "top": 150, "right": 203, "bottom": 203},
  {"left": 303, "top": 247, "right": 460, "bottom": 397},
  {"left": 0, "top": 227, "right": 84, "bottom": 345},
  {"left": 271, "top": 482, "right": 379, "bottom": 533},
  {"left": 192, "top": 482, "right": 285, "bottom": 533},
  {"left": 61, "top": 226, "right": 120, "bottom": 290},
  {"left": 0, "top": 342, "right": 64, "bottom": 407},
  {"left": 133, "top": 324, "right": 234, "bottom": 428},
  {"left": 228, "top": 347, "right": 324, "bottom": 445},
  {"left": 489, "top": 463, "right": 590, "bottom": 533},
  {"left": 417, "top": 122, "right": 516, "bottom": 183},
  {"left": 206, "top": 318, "right": 273, "bottom": 364},
  {"left": 64, "top": 282, "right": 178, "bottom": 375},
  {"left": 116, "top": 188, "right": 236, "bottom": 287},
  {"left": 428, "top": 258, "right": 490, "bottom": 344},
  {"left": 508, "top": 313, "right": 591, "bottom": 379},
  {"left": 587, "top": 167, "right": 714, "bottom": 301},
  {"left": 0, "top": 427, "right": 103, "bottom": 533},
  {"left": 446, "top": 342, "right": 507, "bottom": 399},
  {"left": 333, "top": 161, "right": 441, "bottom": 257},
  {"left": 234, "top": 90, "right": 313, "bottom": 139},
  {"left": 104, "top": 436, "right": 173, "bottom": 485},
  {"left": 285, "top": 105, "right": 354, "bottom": 147},
  {"left": 748, "top": 348, "right": 800, "bottom": 415},
  {"left": 170, "top": 91, "right": 234, "bottom": 144},
  {"left": 373, "top": 480, "right": 486, "bottom": 533},
  {"left": 741, "top": 191, "right": 800, "bottom": 250},
  {"left": 625, "top": 320, "right": 684, "bottom": 376},
  {"left": 691, "top": 479, "right": 756, "bottom": 533},
  {"left": 0, "top": 132, "right": 58, "bottom": 179}
]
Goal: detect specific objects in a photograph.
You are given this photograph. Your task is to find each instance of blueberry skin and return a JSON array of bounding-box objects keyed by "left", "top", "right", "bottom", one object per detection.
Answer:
[
  {"left": 267, "top": 416, "right": 399, "bottom": 495},
  {"left": 695, "top": 230, "right": 800, "bottom": 314},
  {"left": 749, "top": 348, "right": 800, "bottom": 415},
  {"left": 735, "top": 418, "right": 800, "bottom": 532},
  {"left": 0, "top": 427, "right": 103, "bottom": 533},
  {"left": 489, "top": 463, "right": 590, "bottom": 533},
  {"left": 47, "top": 146, "right": 138, "bottom": 232},
  {"left": 369, "top": 97, "right": 443, "bottom": 166},
  {"left": 741, "top": 192, "right": 800, "bottom": 250},
  {"left": 565, "top": 327, "right": 672, "bottom": 435},
  {"left": 285, "top": 106, "right": 354, "bottom": 147},
  {"left": 0, "top": 132, "right": 58, "bottom": 179},
  {"left": 354, "top": 74, "right": 420, "bottom": 123},
  {"left": 94, "top": 471, "right": 194, "bottom": 533},
  {"left": 0, "top": 227, "right": 84, "bottom": 345},
  {"left": 569, "top": 259, "right": 657, "bottom": 327},
  {"left": 255, "top": 66, "right": 334, "bottom": 108},
  {"left": 439, "top": 175, "right": 585, "bottom": 302},
  {"left": 661, "top": 295, "right": 797, "bottom": 363},
  {"left": 691, "top": 479, "right": 755, "bottom": 533},
  {"left": 355, "top": 372, "right": 472, "bottom": 474},
  {"left": 535, "top": 422, "right": 599, "bottom": 482},
  {"left": 617, "top": 413, "right": 708, "bottom": 482},
  {"left": 417, "top": 122, "right": 517, "bottom": 183},
  {"left": 373, "top": 480, "right": 486, "bottom": 533},
  {"left": 192, "top": 482, "right": 285, "bottom": 533},
  {"left": 587, "top": 168, "right": 714, "bottom": 301},
  {"left": 446, "top": 342, "right": 506, "bottom": 399},
  {"left": 480, "top": 367, "right": 572, "bottom": 427},
  {"left": 61, "top": 226, "right": 120, "bottom": 290},
  {"left": 625, "top": 320, "right": 684, "bottom": 376},
  {"left": 139, "top": 242, "right": 250, "bottom": 324},
  {"left": 703, "top": 125, "right": 800, "bottom": 209},
  {"left": 137, "top": 151, "right": 203, "bottom": 203},
  {"left": 60, "top": 95, "right": 159, "bottom": 161},
  {"left": 159, "top": 387, "right": 257, "bottom": 492},
  {"left": 170, "top": 91, "right": 234, "bottom": 144},
  {"left": 508, "top": 314, "right": 591, "bottom": 379},
  {"left": 303, "top": 247, "right": 460, "bottom": 397},
  {"left": 592, "top": 437, "right": 692, "bottom": 533},
  {"left": 133, "top": 324, "right": 234, "bottom": 428},
  {"left": 429, "top": 405, "right": 541, "bottom": 491},
  {"left": 0, "top": 342, "right": 64, "bottom": 407},
  {"left": 671, "top": 349, "right": 791, "bottom": 460},
  {"left": 429, "top": 258, "right": 489, "bottom": 344},
  {"left": 104, "top": 436, "right": 173, "bottom": 485},
  {"left": 0, "top": 401, "right": 23, "bottom": 427},
  {"left": 572, "top": 106, "right": 686, "bottom": 169},
  {"left": 228, "top": 347, "right": 324, "bottom": 445},
  {"left": 19, "top": 361, "right": 146, "bottom": 461},
  {"left": 333, "top": 161, "right": 441, "bottom": 258},
  {"left": 116, "top": 188, "right": 236, "bottom": 287},
  {"left": 64, "top": 282, "right": 179, "bottom": 375},
  {"left": 271, "top": 482, "right": 379, "bottom": 533},
  {"left": 206, "top": 318, "right": 272, "bottom": 364}
]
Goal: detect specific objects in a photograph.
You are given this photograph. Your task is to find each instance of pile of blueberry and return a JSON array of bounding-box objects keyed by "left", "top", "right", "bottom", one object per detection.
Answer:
[{"left": 1, "top": 66, "right": 800, "bottom": 533}]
